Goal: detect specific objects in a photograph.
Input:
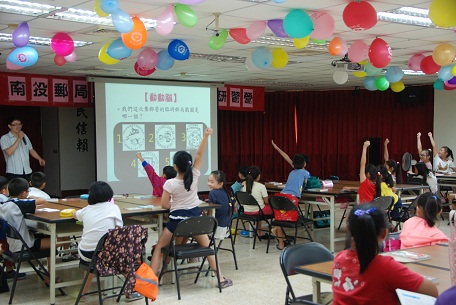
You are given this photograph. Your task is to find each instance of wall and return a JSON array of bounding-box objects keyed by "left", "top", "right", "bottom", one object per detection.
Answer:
[{"left": 434, "top": 90, "right": 456, "bottom": 155}]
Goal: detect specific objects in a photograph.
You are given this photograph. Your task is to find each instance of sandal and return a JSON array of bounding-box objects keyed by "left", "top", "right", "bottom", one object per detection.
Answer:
[
  {"left": 43, "top": 275, "right": 63, "bottom": 284},
  {"left": 276, "top": 243, "right": 284, "bottom": 250},
  {"left": 218, "top": 278, "right": 233, "bottom": 289}
]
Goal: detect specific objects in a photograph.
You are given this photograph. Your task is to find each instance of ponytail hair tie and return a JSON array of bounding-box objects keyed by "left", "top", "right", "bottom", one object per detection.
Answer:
[
  {"left": 188, "top": 161, "right": 192, "bottom": 165},
  {"left": 377, "top": 172, "right": 381, "bottom": 176},
  {"left": 354, "top": 207, "right": 376, "bottom": 216}
]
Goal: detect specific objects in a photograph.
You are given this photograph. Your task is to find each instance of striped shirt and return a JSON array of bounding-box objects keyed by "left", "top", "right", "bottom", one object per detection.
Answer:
[{"left": 0, "top": 132, "right": 33, "bottom": 175}]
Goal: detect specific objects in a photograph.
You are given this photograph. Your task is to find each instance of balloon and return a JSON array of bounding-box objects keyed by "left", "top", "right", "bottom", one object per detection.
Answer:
[
  {"left": 283, "top": 9, "right": 313, "bottom": 38},
  {"left": 408, "top": 53, "right": 425, "bottom": 71},
  {"left": 310, "top": 12, "right": 335, "bottom": 40},
  {"left": 107, "top": 38, "right": 132, "bottom": 60},
  {"left": 137, "top": 47, "right": 158, "bottom": 70},
  {"left": 348, "top": 40, "right": 368, "bottom": 63},
  {"left": 247, "top": 21, "right": 267, "bottom": 40},
  {"left": 310, "top": 38, "right": 326, "bottom": 45},
  {"left": 94, "top": 0, "right": 109, "bottom": 17},
  {"left": 156, "top": 6, "right": 175, "bottom": 36},
  {"left": 429, "top": 0, "right": 456, "bottom": 28},
  {"left": 364, "top": 76, "right": 377, "bottom": 91},
  {"left": 6, "top": 60, "right": 25, "bottom": 70},
  {"left": 353, "top": 71, "right": 367, "bottom": 78},
  {"left": 434, "top": 79, "right": 445, "bottom": 90},
  {"left": 343, "top": 1, "right": 377, "bottom": 31},
  {"left": 100, "top": 0, "right": 118, "bottom": 14},
  {"left": 368, "top": 38, "right": 392, "bottom": 68},
  {"left": 420, "top": 55, "right": 440, "bottom": 74},
  {"left": 271, "top": 48, "right": 288, "bottom": 68},
  {"left": 229, "top": 28, "right": 250, "bottom": 44},
  {"left": 208, "top": 29, "right": 228, "bottom": 50},
  {"left": 432, "top": 43, "right": 456, "bottom": 66},
  {"left": 134, "top": 62, "right": 156, "bottom": 76},
  {"left": 64, "top": 51, "right": 77, "bottom": 63},
  {"left": 444, "top": 79, "right": 456, "bottom": 90},
  {"left": 178, "top": 0, "right": 205, "bottom": 4},
  {"left": 111, "top": 9, "right": 133, "bottom": 33},
  {"left": 121, "top": 16, "right": 147, "bottom": 49},
  {"left": 364, "top": 62, "right": 382, "bottom": 76},
  {"left": 174, "top": 3, "right": 198, "bottom": 28},
  {"left": 438, "top": 65, "right": 454, "bottom": 81},
  {"left": 385, "top": 66, "right": 404, "bottom": 83},
  {"left": 156, "top": 50, "right": 175, "bottom": 70},
  {"left": 98, "top": 41, "right": 120, "bottom": 64},
  {"left": 453, "top": 65, "right": 456, "bottom": 76},
  {"left": 251, "top": 46, "right": 272, "bottom": 69},
  {"left": 391, "top": 81, "right": 405, "bottom": 93},
  {"left": 245, "top": 56, "right": 262, "bottom": 72},
  {"left": 7, "top": 46, "right": 38, "bottom": 67},
  {"left": 267, "top": 19, "right": 287, "bottom": 38},
  {"left": 449, "top": 76, "right": 456, "bottom": 85},
  {"left": 51, "top": 32, "right": 74, "bottom": 56},
  {"left": 293, "top": 37, "right": 309, "bottom": 49},
  {"left": 168, "top": 39, "right": 190, "bottom": 60},
  {"left": 272, "top": 0, "right": 286, "bottom": 3},
  {"left": 375, "top": 76, "right": 390, "bottom": 91},
  {"left": 12, "top": 22, "right": 30, "bottom": 47},
  {"left": 333, "top": 71, "right": 349, "bottom": 85},
  {"left": 328, "top": 37, "right": 347, "bottom": 56},
  {"left": 54, "top": 55, "right": 66, "bottom": 66}
]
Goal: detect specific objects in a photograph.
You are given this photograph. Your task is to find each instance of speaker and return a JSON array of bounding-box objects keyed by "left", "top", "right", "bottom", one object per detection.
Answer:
[
  {"left": 368, "top": 137, "right": 381, "bottom": 166},
  {"left": 398, "top": 86, "right": 425, "bottom": 105}
]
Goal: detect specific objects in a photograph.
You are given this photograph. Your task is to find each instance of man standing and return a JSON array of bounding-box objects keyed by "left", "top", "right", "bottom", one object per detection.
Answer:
[{"left": 0, "top": 117, "right": 45, "bottom": 181}]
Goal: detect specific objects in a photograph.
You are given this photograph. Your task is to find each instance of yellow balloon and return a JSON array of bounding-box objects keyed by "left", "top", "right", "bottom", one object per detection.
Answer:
[
  {"left": 391, "top": 81, "right": 405, "bottom": 93},
  {"left": 271, "top": 48, "right": 288, "bottom": 69},
  {"left": 432, "top": 43, "right": 456, "bottom": 66},
  {"left": 429, "top": 0, "right": 456, "bottom": 28},
  {"left": 94, "top": 0, "right": 109, "bottom": 17},
  {"left": 353, "top": 71, "right": 367, "bottom": 78},
  {"left": 453, "top": 65, "right": 456, "bottom": 76},
  {"left": 293, "top": 37, "right": 309, "bottom": 49},
  {"left": 358, "top": 60, "right": 368, "bottom": 65},
  {"left": 98, "top": 42, "right": 120, "bottom": 65}
]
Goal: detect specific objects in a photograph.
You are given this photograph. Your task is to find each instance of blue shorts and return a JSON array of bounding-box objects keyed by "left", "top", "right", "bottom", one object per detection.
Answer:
[{"left": 166, "top": 207, "right": 201, "bottom": 233}]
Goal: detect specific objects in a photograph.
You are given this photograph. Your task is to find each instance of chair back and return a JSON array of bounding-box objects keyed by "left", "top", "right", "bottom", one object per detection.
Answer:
[
  {"left": 269, "top": 196, "right": 298, "bottom": 213},
  {"left": 235, "top": 191, "right": 259, "bottom": 207},
  {"left": 0, "top": 217, "right": 27, "bottom": 243},
  {"left": 372, "top": 196, "right": 394, "bottom": 210},
  {"left": 173, "top": 216, "right": 217, "bottom": 238},
  {"left": 280, "top": 242, "right": 333, "bottom": 277}
]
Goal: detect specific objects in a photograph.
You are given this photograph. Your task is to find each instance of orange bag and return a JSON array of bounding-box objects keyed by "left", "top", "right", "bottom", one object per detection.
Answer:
[
  {"left": 134, "top": 263, "right": 159, "bottom": 301},
  {"left": 273, "top": 193, "right": 299, "bottom": 222}
]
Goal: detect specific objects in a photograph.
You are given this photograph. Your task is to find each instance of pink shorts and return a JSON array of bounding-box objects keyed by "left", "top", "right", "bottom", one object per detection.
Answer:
[{"left": 244, "top": 204, "right": 272, "bottom": 216}]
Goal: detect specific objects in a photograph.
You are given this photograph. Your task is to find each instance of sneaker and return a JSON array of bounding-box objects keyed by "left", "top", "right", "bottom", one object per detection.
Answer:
[
  {"left": 62, "top": 253, "right": 78, "bottom": 262},
  {"left": 5, "top": 270, "right": 26, "bottom": 281},
  {"left": 218, "top": 278, "right": 233, "bottom": 289},
  {"left": 126, "top": 292, "right": 143, "bottom": 302}
]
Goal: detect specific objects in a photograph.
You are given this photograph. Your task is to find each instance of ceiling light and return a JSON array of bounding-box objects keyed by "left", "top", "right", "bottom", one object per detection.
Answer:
[
  {"left": 0, "top": 33, "right": 93, "bottom": 47},
  {"left": 0, "top": 0, "right": 61, "bottom": 16},
  {"left": 251, "top": 36, "right": 329, "bottom": 50},
  {"left": 403, "top": 70, "right": 426, "bottom": 76},
  {"left": 377, "top": 6, "right": 435, "bottom": 27}
]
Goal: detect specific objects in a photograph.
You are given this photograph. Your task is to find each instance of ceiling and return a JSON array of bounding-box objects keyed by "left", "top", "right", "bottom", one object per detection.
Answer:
[{"left": 0, "top": 0, "right": 452, "bottom": 91}]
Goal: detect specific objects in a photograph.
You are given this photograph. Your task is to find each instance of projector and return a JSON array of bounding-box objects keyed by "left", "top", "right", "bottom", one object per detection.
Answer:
[
  {"left": 333, "top": 62, "right": 365, "bottom": 72},
  {"left": 206, "top": 29, "right": 220, "bottom": 37}
]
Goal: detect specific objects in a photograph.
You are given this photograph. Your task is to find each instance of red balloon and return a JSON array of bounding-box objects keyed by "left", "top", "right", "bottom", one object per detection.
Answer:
[
  {"left": 368, "top": 38, "right": 392, "bottom": 68},
  {"left": 54, "top": 55, "right": 66, "bottom": 66},
  {"left": 420, "top": 55, "right": 440, "bottom": 74},
  {"left": 343, "top": 1, "right": 377, "bottom": 31},
  {"left": 229, "top": 28, "right": 250, "bottom": 44},
  {"left": 134, "top": 62, "right": 156, "bottom": 76},
  {"left": 444, "top": 81, "right": 456, "bottom": 90}
]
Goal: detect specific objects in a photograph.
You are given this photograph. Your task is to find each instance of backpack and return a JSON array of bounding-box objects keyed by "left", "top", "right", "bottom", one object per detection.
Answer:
[{"left": 304, "top": 176, "right": 322, "bottom": 190}]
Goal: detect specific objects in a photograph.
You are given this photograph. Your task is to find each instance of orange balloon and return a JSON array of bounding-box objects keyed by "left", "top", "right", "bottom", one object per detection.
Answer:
[
  {"left": 121, "top": 17, "right": 148, "bottom": 50},
  {"left": 328, "top": 37, "right": 343, "bottom": 56}
]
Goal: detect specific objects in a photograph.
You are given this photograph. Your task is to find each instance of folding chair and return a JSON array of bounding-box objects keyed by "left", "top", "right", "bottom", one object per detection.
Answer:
[
  {"left": 0, "top": 218, "right": 65, "bottom": 304},
  {"left": 391, "top": 198, "right": 417, "bottom": 232},
  {"left": 158, "top": 216, "right": 221, "bottom": 300},
  {"left": 372, "top": 196, "right": 394, "bottom": 220}
]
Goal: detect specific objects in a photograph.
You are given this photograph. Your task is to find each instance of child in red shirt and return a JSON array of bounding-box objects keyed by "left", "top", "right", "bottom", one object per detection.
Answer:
[{"left": 136, "top": 152, "right": 177, "bottom": 197}]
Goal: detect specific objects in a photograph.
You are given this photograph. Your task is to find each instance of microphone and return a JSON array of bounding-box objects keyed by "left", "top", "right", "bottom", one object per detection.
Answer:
[{"left": 22, "top": 137, "right": 26, "bottom": 145}]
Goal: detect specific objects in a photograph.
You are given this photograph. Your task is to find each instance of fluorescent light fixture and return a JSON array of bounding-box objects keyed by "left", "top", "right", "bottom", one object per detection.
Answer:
[
  {"left": 251, "top": 36, "right": 329, "bottom": 50},
  {"left": 0, "top": 0, "right": 61, "bottom": 16},
  {"left": 0, "top": 33, "right": 93, "bottom": 47},
  {"left": 377, "top": 6, "right": 435, "bottom": 27},
  {"left": 403, "top": 70, "right": 426, "bottom": 76}
]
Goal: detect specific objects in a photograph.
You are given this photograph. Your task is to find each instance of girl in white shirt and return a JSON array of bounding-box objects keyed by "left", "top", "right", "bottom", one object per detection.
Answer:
[{"left": 428, "top": 132, "right": 454, "bottom": 173}]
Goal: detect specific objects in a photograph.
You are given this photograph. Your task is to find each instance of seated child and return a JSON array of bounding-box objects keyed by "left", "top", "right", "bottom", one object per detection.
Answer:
[
  {"left": 230, "top": 165, "right": 249, "bottom": 194},
  {"left": 207, "top": 170, "right": 232, "bottom": 240},
  {"left": 28, "top": 171, "right": 51, "bottom": 200},
  {"left": 136, "top": 152, "right": 177, "bottom": 197},
  {"left": 400, "top": 192, "right": 448, "bottom": 249}
]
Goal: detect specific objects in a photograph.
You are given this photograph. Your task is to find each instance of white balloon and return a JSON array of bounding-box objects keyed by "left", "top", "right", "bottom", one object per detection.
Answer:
[{"left": 333, "top": 71, "right": 348, "bottom": 84}]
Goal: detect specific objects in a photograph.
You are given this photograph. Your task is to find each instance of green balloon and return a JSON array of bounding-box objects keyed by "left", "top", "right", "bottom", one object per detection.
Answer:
[
  {"left": 433, "top": 79, "right": 444, "bottom": 90},
  {"left": 174, "top": 4, "right": 198, "bottom": 28},
  {"left": 375, "top": 76, "right": 390, "bottom": 91},
  {"left": 208, "top": 30, "right": 228, "bottom": 50},
  {"left": 310, "top": 37, "right": 326, "bottom": 45}
]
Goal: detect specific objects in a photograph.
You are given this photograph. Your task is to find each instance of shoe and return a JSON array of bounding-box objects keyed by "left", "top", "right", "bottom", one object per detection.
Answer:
[
  {"left": 258, "top": 233, "right": 274, "bottom": 240},
  {"left": 276, "top": 244, "right": 284, "bottom": 251},
  {"left": 43, "top": 275, "right": 63, "bottom": 284},
  {"left": 126, "top": 292, "right": 143, "bottom": 302},
  {"left": 218, "top": 278, "right": 233, "bottom": 289},
  {"left": 62, "top": 253, "right": 78, "bottom": 262},
  {"left": 5, "top": 270, "right": 26, "bottom": 281}
]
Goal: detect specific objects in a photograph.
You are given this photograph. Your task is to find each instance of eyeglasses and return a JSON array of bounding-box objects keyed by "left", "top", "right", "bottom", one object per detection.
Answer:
[{"left": 10, "top": 123, "right": 23, "bottom": 127}]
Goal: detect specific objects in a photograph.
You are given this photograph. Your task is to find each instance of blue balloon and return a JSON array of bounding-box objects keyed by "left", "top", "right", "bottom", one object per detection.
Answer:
[
  {"left": 283, "top": 9, "right": 313, "bottom": 38},
  {"left": 273, "top": 0, "right": 286, "bottom": 3},
  {"left": 385, "top": 66, "right": 404, "bottom": 83},
  {"left": 438, "top": 65, "right": 454, "bottom": 81},
  {"left": 107, "top": 38, "right": 132, "bottom": 60},
  {"left": 7, "top": 46, "right": 38, "bottom": 67},
  {"left": 168, "top": 39, "right": 190, "bottom": 61},
  {"left": 111, "top": 9, "right": 133, "bottom": 33},
  {"left": 251, "top": 46, "right": 272, "bottom": 69},
  {"left": 364, "top": 76, "right": 377, "bottom": 91},
  {"left": 156, "top": 50, "right": 175, "bottom": 70},
  {"left": 433, "top": 79, "right": 444, "bottom": 90},
  {"left": 100, "top": 0, "right": 119, "bottom": 14},
  {"left": 364, "top": 62, "right": 382, "bottom": 76}
]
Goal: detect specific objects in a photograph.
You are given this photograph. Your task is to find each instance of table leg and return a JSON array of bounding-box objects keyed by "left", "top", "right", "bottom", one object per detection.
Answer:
[
  {"left": 49, "top": 223, "right": 56, "bottom": 305},
  {"left": 329, "top": 196, "right": 335, "bottom": 253},
  {"left": 312, "top": 277, "right": 322, "bottom": 303}
]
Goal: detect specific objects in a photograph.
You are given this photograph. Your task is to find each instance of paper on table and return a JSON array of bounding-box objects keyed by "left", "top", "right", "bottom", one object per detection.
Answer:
[
  {"left": 381, "top": 251, "right": 431, "bottom": 263},
  {"left": 396, "top": 288, "right": 436, "bottom": 305},
  {"left": 124, "top": 205, "right": 155, "bottom": 211},
  {"left": 36, "top": 208, "right": 60, "bottom": 212}
]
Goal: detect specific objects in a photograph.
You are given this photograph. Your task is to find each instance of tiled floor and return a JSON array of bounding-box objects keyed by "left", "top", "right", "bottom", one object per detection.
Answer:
[{"left": 0, "top": 209, "right": 451, "bottom": 305}]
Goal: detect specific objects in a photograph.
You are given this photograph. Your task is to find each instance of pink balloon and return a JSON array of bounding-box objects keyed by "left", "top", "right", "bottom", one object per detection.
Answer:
[
  {"left": 134, "top": 62, "right": 156, "bottom": 76},
  {"left": 137, "top": 47, "right": 158, "bottom": 70},
  {"left": 156, "top": 6, "right": 175, "bottom": 36},
  {"left": 368, "top": 38, "right": 392, "bottom": 68},
  {"left": 338, "top": 39, "right": 348, "bottom": 56},
  {"left": 246, "top": 20, "right": 267, "bottom": 40},
  {"left": 6, "top": 59, "right": 25, "bottom": 70},
  {"left": 51, "top": 32, "right": 74, "bottom": 56},
  {"left": 348, "top": 40, "right": 369, "bottom": 62},
  {"left": 12, "top": 22, "right": 30, "bottom": 47},
  {"left": 310, "top": 12, "right": 335, "bottom": 40},
  {"left": 64, "top": 51, "right": 77, "bottom": 63},
  {"left": 408, "top": 53, "right": 425, "bottom": 71},
  {"left": 54, "top": 55, "right": 66, "bottom": 66}
]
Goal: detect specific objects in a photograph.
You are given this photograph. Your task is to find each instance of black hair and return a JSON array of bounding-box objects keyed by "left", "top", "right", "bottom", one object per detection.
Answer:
[
  {"left": 245, "top": 166, "right": 261, "bottom": 194},
  {"left": 365, "top": 164, "right": 378, "bottom": 190},
  {"left": 302, "top": 154, "right": 310, "bottom": 166},
  {"left": 347, "top": 204, "right": 389, "bottom": 273},
  {"left": 292, "top": 154, "right": 305, "bottom": 169},
  {"left": 385, "top": 159, "right": 402, "bottom": 184},
  {"left": 415, "top": 162, "right": 430, "bottom": 185},
  {"left": 173, "top": 151, "right": 193, "bottom": 191},
  {"left": 442, "top": 146, "right": 454, "bottom": 161},
  {"left": 415, "top": 192, "right": 441, "bottom": 227},
  {"left": 421, "top": 149, "right": 432, "bottom": 158},
  {"left": 8, "top": 178, "right": 29, "bottom": 197},
  {"left": 162, "top": 166, "right": 177, "bottom": 180},
  {"left": 88, "top": 181, "right": 114, "bottom": 205},
  {"left": 30, "top": 171, "right": 46, "bottom": 188},
  {"left": 376, "top": 164, "right": 394, "bottom": 192},
  {"left": 0, "top": 176, "right": 8, "bottom": 192},
  {"left": 210, "top": 170, "right": 226, "bottom": 186},
  {"left": 6, "top": 116, "right": 22, "bottom": 125},
  {"left": 238, "top": 165, "right": 249, "bottom": 179}
]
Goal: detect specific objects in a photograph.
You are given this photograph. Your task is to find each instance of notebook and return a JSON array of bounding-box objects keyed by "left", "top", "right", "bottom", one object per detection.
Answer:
[
  {"left": 396, "top": 288, "right": 436, "bottom": 305},
  {"left": 382, "top": 250, "right": 432, "bottom": 263}
]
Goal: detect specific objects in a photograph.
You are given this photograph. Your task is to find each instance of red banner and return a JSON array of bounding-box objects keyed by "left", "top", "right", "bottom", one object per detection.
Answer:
[
  {"left": 0, "top": 72, "right": 93, "bottom": 107},
  {"left": 218, "top": 85, "right": 264, "bottom": 111}
]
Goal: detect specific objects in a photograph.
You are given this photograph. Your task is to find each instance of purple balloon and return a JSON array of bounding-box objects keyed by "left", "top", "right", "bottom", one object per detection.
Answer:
[
  {"left": 12, "top": 22, "right": 30, "bottom": 47},
  {"left": 449, "top": 76, "right": 456, "bottom": 85},
  {"left": 267, "top": 19, "right": 287, "bottom": 37}
]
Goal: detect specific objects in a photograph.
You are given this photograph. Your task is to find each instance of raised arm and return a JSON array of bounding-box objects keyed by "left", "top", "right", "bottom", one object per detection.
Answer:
[
  {"left": 428, "top": 132, "right": 437, "bottom": 157},
  {"left": 417, "top": 132, "right": 423, "bottom": 154},
  {"left": 360, "top": 140, "right": 370, "bottom": 183},
  {"left": 136, "top": 152, "right": 145, "bottom": 163},
  {"left": 383, "top": 138, "right": 389, "bottom": 162},
  {"left": 193, "top": 128, "right": 212, "bottom": 170},
  {"left": 271, "top": 140, "right": 293, "bottom": 167}
]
